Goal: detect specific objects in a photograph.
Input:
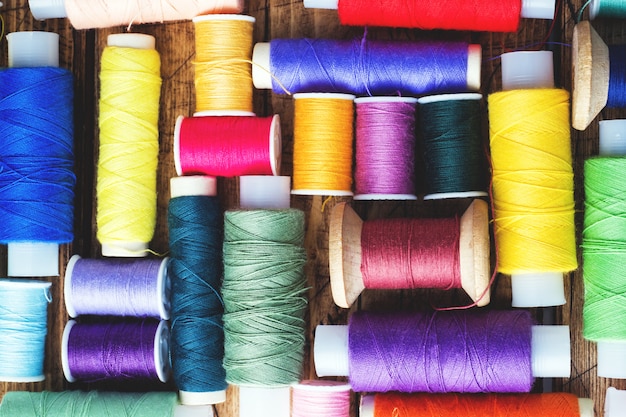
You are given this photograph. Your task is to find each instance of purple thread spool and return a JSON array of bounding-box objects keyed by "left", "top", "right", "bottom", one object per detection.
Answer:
[
  {"left": 314, "top": 309, "right": 571, "bottom": 393},
  {"left": 354, "top": 97, "right": 418, "bottom": 200},
  {"left": 61, "top": 319, "right": 170, "bottom": 383},
  {"left": 65, "top": 254, "right": 170, "bottom": 319}
]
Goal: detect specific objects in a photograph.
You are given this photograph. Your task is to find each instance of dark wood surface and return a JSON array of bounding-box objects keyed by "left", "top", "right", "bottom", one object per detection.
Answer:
[{"left": 1, "top": 1, "right": 625, "bottom": 415}]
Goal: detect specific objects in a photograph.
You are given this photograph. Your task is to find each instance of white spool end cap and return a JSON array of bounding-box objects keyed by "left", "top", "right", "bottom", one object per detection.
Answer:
[
  {"left": 579, "top": 398, "right": 595, "bottom": 417},
  {"left": 101, "top": 241, "right": 149, "bottom": 258},
  {"left": 63, "top": 254, "right": 81, "bottom": 317},
  {"left": 597, "top": 341, "right": 626, "bottom": 378},
  {"left": 252, "top": 43, "right": 272, "bottom": 89},
  {"left": 178, "top": 390, "right": 227, "bottom": 406},
  {"left": 605, "top": 387, "right": 626, "bottom": 416},
  {"left": 501, "top": 50, "right": 554, "bottom": 91},
  {"left": 7, "top": 242, "right": 59, "bottom": 277},
  {"left": 314, "top": 325, "right": 350, "bottom": 377},
  {"left": 107, "top": 33, "right": 156, "bottom": 50},
  {"left": 239, "top": 386, "right": 291, "bottom": 417},
  {"left": 240, "top": 176, "right": 291, "bottom": 209},
  {"left": 360, "top": 395, "right": 375, "bottom": 417},
  {"left": 7, "top": 31, "right": 59, "bottom": 68},
  {"left": 28, "top": 0, "right": 67, "bottom": 20},
  {"left": 173, "top": 404, "right": 215, "bottom": 417},
  {"left": 511, "top": 272, "right": 565, "bottom": 307},
  {"left": 531, "top": 325, "right": 570, "bottom": 378},
  {"left": 302, "top": 0, "right": 338, "bottom": 8},
  {"left": 521, "top": 0, "right": 555, "bottom": 19},
  {"left": 599, "top": 120, "right": 626, "bottom": 156},
  {"left": 170, "top": 175, "right": 217, "bottom": 198},
  {"left": 589, "top": 0, "right": 600, "bottom": 20}
]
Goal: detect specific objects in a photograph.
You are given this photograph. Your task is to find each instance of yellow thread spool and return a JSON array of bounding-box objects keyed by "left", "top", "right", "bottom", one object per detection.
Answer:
[
  {"left": 488, "top": 88, "right": 577, "bottom": 275},
  {"left": 193, "top": 15, "right": 255, "bottom": 114},
  {"left": 97, "top": 34, "right": 162, "bottom": 257},
  {"left": 292, "top": 93, "right": 355, "bottom": 196}
]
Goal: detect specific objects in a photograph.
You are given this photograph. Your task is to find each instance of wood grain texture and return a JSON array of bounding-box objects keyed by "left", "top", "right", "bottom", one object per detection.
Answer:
[{"left": 1, "top": 0, "right": 625, "bottom": 416}]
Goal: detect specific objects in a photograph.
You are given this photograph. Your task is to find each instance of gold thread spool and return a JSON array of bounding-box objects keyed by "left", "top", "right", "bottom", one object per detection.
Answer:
[
  {"left": 97, "top": 34, "right": 161, "bottom": 257},
  {"left": 193, "top": 15, "right": 255, "bottom": 114},
  {"left": 292, "top": 93, "right": 355, "bottom": 196},
  {"left": 488, "top": 88, "right": 577, "bottom": 275}
]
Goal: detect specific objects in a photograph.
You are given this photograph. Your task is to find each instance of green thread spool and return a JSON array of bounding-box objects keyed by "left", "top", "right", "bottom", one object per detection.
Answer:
[
  {"left": 0, "top": 391, "right": 212, "bottom": 417},
  {"left": 582, "top": 120, "right": 626, "bottom": 378},
  {"left": 418, "top": 93, "right": 488, "bottom": 200},
  {"left": 590, "top": 0, "right": 626, "bottom": 19},
  {"left": 222, "top": 208, "right": 308, "bottom": 387}
]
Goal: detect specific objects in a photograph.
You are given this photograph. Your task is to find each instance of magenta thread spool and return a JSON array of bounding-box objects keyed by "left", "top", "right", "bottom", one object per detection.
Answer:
[{"left": 64, "top": 255, "right": 170, "bottom": 319}]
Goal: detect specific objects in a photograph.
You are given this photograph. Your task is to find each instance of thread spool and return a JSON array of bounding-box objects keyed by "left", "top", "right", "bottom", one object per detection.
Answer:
[
  {"left": 0, "top": 391, "right": 215, "bottom": 417},
  {"left": 64, "top": 254, "right": 170, "bottom": 319},
  {"left": 589, "top": 0, "right": 626, "bottom": 19},
  {"left": 292, "top": 381, "right": 351, "bottom": 417},
  {"left": 224, "top": 176, "right": 306, "bottom": 417},
  {"left": 488, "top": 50, "right": 576, "bottom": 308},
  {"left": 1, "top": 31, "right": 74, "bottom": 277},
  {"left": 417, "top": 93, "right": 488, "bottom": 200},
  {"left": 0, "top": 279, "right": 51, "bottom": 382},
  {"left": 167, "top": 175, "right": 226, "bottom": 405},
  {"left": 606, "top": 387, "right": 626, "bottom": 417},
  {"left": 353, "top": 97, "right": 418, "bottom": 200},
  {"left": 193, "top": 15, "right": 255, "bottom": 114},
  {"left": 301, "top": 0, "right": 554, "bottom": 32},
  {"left": 359, "top": 392, "right": 594, "bottom": 417},
  {"left": 582, "top": 120, "right": 626, "bottom": 379},
  {"left": 252, "top": 39, "right": 481, "bottom": 96},
  {"left": 96, "top": 33, "right": 161, "bottom": 257},
  {"left": 314, "top": 310, "right": 571, "bottom": 393},
  {"left": 61, "top": 318, "right": 170, "bottom": 383},
  {"left": 28, "top": 0, "right": 244, "bottom": 29},
  {"left": 329, "top": 200, "right": 490, "bottom": 308},
  {"left": 173, "top": 114, "right": 281, "bottom": 177},
  {"left": 572, "top": 21, "right": 625, "bottom": 130},
  {"left": 292, "top": 93, "right": 354, "bottom": 196}
]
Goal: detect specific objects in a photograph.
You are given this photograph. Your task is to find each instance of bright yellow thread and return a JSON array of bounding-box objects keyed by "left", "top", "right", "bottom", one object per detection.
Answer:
[
  {"left": 96, "top": 45, "right": 162, "bottom": 253},
  {"left": 489, "top": 88, "right": 577, "bottom": 274},
  {"left": 293, "top": 96, "right": 354, "bottom": 194},
  {"left": 194, "top": 18, "right": 254, "bottom": 113}
]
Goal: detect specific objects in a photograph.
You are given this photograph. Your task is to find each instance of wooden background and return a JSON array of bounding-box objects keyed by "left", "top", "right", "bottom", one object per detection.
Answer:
[{"left": 1, "top": 0, "right": 626, "bottom": 415}]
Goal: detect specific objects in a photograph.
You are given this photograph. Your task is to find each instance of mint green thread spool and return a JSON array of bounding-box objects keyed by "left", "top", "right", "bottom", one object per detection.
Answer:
[{"left": 583, "top": 120, "right": 626, "bottom": 378}]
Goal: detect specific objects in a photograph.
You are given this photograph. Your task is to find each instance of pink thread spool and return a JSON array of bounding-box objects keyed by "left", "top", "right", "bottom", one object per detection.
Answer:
[{"left": 292, "top": 380, "right": 351, "bottom": 417}]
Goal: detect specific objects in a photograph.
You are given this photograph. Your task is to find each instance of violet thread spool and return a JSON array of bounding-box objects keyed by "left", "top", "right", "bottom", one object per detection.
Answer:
[
  {"left": 328, "top": 200, "right": 490, "bottom": 308},
  {"left": 314, "top": 309, "right": 571, "bottom": 393},
  {"left": 353, "top": 97, "right": 418, "bottom": 200},
  {"left": 64, "top": 255, "right": 170, "bottom": 319}
]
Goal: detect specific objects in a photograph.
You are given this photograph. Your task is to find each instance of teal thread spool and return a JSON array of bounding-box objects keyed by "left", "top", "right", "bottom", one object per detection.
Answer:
[{"left": 590, "top": 0, "right": 626, "bottom": 19}]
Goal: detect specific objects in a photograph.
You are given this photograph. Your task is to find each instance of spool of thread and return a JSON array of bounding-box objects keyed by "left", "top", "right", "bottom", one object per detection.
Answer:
[
  {"left": 0, "top": 279, "right": 51, "bottom": 382},
  {"left": 174, "top": 114, "right": 281, "bottom": 177},
  {"left": 28, "top": 0, "right": 244, "bottom": 29},
  {"left": 1, "top": 31, "right": 74, "bottom": 277},
  {"left": 64, "top": 254, "right": 170, "bottom": 319},
  {"left": 292, "top": 381, "right": 351, "bottom": 417},
  {"left": 292, "top": 93, "right": 354, "bottom": 196},
  {"left": 328, "top": 200, "right": 490, "bottom": 308},
  {"left": 167, "top": 175, "right": 227, "bottom": 405},
  {"left": 193, "top": 15, "right": 255, "bottom": 114},
  {"left": 353, "top": 97, "right": 418, "bottom": 200},
  {"left": 359, "top": 392, "right": 594, "bottom": 417},
  {"left": 582, "top": 120, "right": 626, "bottom": 379},
  {"left": 417, "top": 93, "right": 488, "bottom": 200},
  {"left": 0, "top": 391, "right": 214, "bottom": 417},
  {"left": 314, "top": 309, "right": 571, "bottom": 393},
  {"left": 589, "top": 0, "right": 626, "bottom": 19},
  {"left": 96, "top": 33, "right": 161, "bottom": 257},
  {"left": 252, "top": 38, "right": 481, "bottom": 96},
  {"left": 301, "top": 0, "right": 555, "bottom": 32},
  {"left": 489, "top": 50, "right": 576, "bottom": 308},
  {"left": 606, "top": 387, "right": 626, "bottom": 417},
  {"left": 61, "top": 318, "right": 170, "bottom": 383}
]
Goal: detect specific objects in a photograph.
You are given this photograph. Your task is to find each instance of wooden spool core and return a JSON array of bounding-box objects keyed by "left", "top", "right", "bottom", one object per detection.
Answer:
[
  {"left": 328, "top": 199, "right": 491, "bottom": 308},
  {"left": 572, "top": 20, "right": 609, "bottom": 131}
]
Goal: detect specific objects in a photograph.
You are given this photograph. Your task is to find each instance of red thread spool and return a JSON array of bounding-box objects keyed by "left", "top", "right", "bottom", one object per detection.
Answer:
[
  {"left": 328, "top": 200, "right": 490, "bottom": 308},
  {"left": 174, "top": 114, "right": 281, "bottom": 177},
  {"left": 360, "top": 392, "right": 592, "bottom": 417}
]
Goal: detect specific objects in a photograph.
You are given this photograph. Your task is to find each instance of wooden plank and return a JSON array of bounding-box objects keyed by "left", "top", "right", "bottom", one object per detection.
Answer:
[{"left": 2, "top": 0, "right": 626, "bottom": 415}]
